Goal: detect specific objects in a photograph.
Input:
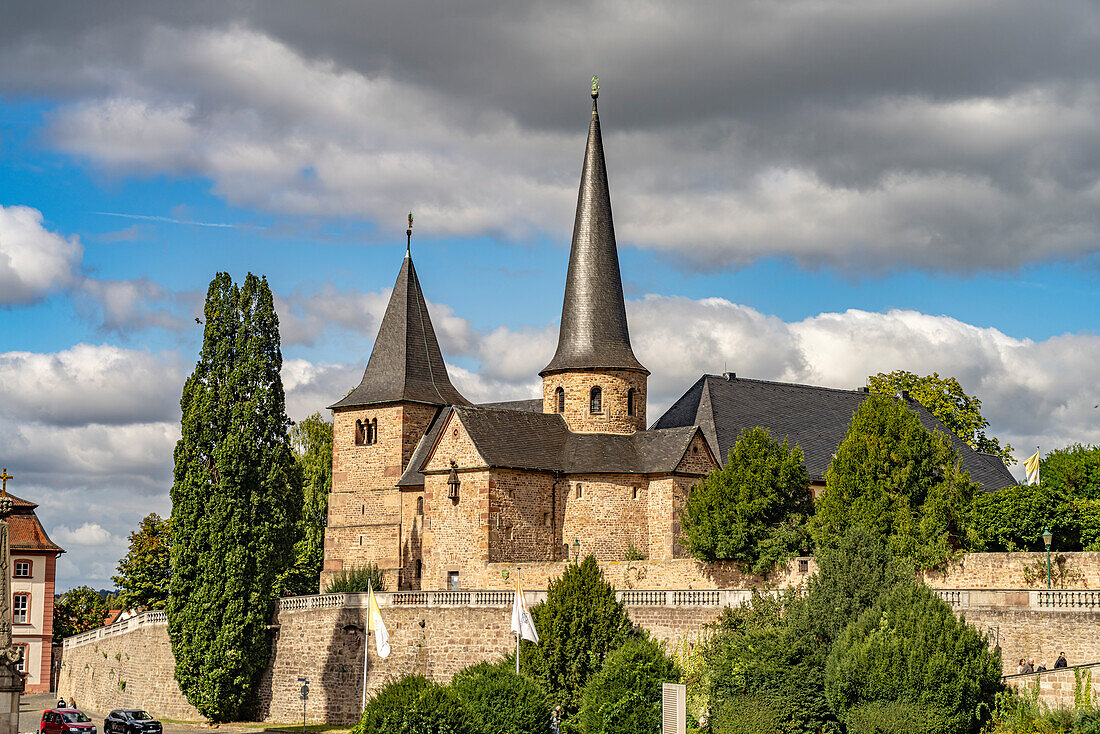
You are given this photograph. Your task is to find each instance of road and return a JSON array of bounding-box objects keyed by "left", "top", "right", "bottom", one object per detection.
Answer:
[{"left": 18, "top": 694, "right": 345, "bottom": 734}]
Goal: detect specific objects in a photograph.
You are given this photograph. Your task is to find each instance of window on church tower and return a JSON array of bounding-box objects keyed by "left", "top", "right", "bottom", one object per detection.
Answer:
[
  {"left": 589, "top": 387, "right": 602, "bottom": 414},
  {"left": 416, "top": 496, "right": 424, "bottom": 516},
  {"left": 364, "top": 417, "right": 378, "bottom": 445},
  {"left": 627, "top": 388, "right": 635, "bottom": 416},
  {"left": 354, "top": 420, "right": 365, "bottom": 445},
  {"left": 555, "top": 386, "right": 565, "bottom": 413},
  {"left": 415, "top": 559, "right": 422, "bottom": 579},
  {"left": 576, "top": 484, "right": 583, "bottom": 499}
]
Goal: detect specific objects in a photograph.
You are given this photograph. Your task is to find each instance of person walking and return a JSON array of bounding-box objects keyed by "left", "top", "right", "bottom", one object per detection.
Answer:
[
  {"left": 549, "top": 705, "right": 562, "bottom": 734},
  {"left": 1055, "top": 652, "right": 1068, "bottom": 669}
]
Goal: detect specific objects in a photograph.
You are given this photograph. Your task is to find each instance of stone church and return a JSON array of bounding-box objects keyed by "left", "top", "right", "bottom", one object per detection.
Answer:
[{"left": 322, "top": 89, "right": 1015, "bottom": 591}]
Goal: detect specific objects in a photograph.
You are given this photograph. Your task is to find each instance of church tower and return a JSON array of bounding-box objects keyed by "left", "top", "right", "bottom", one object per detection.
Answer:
[
  {"left": 541, "top": 82, "right": 648, "bottom": 434},
  {"left": 324, "top": 229, "right": 469, "bottom": 587}
]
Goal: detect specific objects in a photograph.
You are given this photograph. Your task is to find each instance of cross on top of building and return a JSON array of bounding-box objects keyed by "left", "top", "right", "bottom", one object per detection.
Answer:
[{"left": 0, "top": 469, "right": 10, "bottom": 497}]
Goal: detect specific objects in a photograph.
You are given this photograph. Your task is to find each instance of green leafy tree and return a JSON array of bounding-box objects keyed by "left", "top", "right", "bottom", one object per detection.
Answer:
[
  {"left": 679, "top": 427, "right": 812, "bottom": 575},
  {"left": 1040, "top": 444, "right": 1100, "bottom": 499},
  {"left": 449, "top": 660, "right": 546, "bottom": 734},
  {"left": 702, "top": 527, "right": 905, "bottom": 734},
  {"left": 825, "top": 582, "right": 1003, "bottom": 734},
  {"left": 353, "top": 674, "right": 477, "bottom": 734},
  {"left": 279, "top": 413, "right": 333, "bottom": 596},
  {"left": 167, "top": 272, "right": 299, "bottom": 721},
  {"left": 814, "top": 395, "right": 979, "bottom": 568},
  {"left": 112, "top": 513, "right": 171, "bottom": 611},
  {"left": 578, "top": 635, "right": 681, "bottom": 734},
  {"left": 524, "top": 556, "right": 634, "bottom": 718},
  {"left": 53, "top": 586, "right": 110, "bottom": 642},
  {"left": 867, "top": 371, "right": 1013, "bottom": 463}
]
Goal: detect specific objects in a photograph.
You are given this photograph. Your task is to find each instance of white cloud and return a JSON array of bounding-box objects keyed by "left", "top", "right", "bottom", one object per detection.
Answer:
[
  {"left": 53, "top": 522, "right": 120, "bottom": 547},
  {"left": 0, "top": 205, "right": 83, "bottom": 305}
]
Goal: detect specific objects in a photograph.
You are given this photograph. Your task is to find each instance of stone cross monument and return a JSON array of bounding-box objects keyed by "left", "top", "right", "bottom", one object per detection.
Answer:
[{"left": 0, "top": 468, "right": 26, "bottom": 734}]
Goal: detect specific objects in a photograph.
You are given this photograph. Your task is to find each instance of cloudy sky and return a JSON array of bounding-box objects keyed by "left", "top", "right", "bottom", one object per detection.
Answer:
[{"left": 2, "top": 0, "right": 1099, "bottom": 591}]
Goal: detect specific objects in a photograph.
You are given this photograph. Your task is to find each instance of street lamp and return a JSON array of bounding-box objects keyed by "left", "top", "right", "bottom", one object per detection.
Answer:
[
  {"left": 1043, "top": 528, "right": 1053, "bottom": 589},
  {"left": 572, "top": 538, "right": 581, "bottom": 564}
]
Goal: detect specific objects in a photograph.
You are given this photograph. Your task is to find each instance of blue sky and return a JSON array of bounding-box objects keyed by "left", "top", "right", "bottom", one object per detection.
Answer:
[{"left": 2, "top": 1, "right": 1099, "bottom": 590}]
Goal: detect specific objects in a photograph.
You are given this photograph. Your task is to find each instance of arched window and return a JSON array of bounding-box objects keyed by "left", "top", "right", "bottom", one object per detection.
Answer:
[
  {"left": 416, "top": 496, "right": 424, "bottom": 516},
  {"left": 627, "top": 388, "right": 636, "bottom": 416},
  {"left": 371, "top": 418, "right": 379, "bottom": 444},
  {"left": 555, "top": 386, "right": 565, "bottom": 413},
  {"left": 589, "top": 386, "right": 602, "bottom": 414},
  {"left": 354, "top": 420, "right": 365, "bottom": 445}
]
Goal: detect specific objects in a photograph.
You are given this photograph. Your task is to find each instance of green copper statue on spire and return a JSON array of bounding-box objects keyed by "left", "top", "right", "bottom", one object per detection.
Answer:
[{"left": 591, "top": 75, "right": 599, "bottom": 98}]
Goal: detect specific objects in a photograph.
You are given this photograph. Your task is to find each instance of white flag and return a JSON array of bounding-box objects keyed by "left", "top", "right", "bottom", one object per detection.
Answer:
[
  {"left": 511, "top": 578, "right": 539, "bottom": 644},
  {"left": 367, "top": 581, "right": 391, "bottom": 659},
  {"left": 1024, "top": 449, "right": 1041, "bottom": 486}
]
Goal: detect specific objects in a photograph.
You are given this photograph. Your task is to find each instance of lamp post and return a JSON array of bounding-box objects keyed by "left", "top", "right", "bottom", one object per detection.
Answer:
[
  {"left": 572, "top": 538, "right": 581, "bottom": 564},
  {"left": 1042, "top": 528, "right": 1053, "bottom": 589}
]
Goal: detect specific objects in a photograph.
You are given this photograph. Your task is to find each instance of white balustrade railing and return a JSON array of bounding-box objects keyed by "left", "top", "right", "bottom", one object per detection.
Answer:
[
  {"left": 62, "top": 609, "right": 169, "bottom": 650},
  {"left": 1033, "top": 590, "right": 1100, "bottom": 610}
]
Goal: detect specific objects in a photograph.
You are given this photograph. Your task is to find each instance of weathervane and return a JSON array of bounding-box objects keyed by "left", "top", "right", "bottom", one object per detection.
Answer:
[
  {"left": 591, "top": 75, "right": 599, "bottom": 99},
  {"left": 406, "top": 211, "right": 414, "bottom": 254}
]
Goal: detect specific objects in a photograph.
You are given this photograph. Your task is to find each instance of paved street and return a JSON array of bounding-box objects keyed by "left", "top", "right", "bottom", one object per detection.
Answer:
[{"left": 18, "top": 694, "right": 346, "bottom": 734}]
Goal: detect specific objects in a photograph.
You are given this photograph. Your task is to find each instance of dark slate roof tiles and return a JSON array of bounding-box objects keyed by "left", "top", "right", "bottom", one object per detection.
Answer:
[{"left": 653, "top": 374, "right": 1016, "bottom": 491}]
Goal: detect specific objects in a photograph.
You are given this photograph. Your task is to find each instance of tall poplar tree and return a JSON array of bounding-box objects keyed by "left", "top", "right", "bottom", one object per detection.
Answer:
[{"left": 168, "top": 272, "right": 299, "bottom": 721}]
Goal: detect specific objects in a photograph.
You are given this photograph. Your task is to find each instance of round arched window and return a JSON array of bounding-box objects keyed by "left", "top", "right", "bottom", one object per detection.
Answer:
[{"left": 589, "top": 386, "right": 602, "bottom": 414}]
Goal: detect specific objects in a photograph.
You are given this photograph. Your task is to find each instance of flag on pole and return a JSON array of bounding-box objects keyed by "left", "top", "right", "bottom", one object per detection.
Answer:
[
  {"left": 1024, "top": 448, "right": 1041, "bottom": 486},
  {"left": 367, "top": 581, "right": 391, "bottom": 659},
  {"left": 511, "top": 577, "right": 539, "bottom": 644}
]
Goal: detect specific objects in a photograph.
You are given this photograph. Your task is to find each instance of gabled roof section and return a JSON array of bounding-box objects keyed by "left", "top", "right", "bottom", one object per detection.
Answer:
[
  {"left": 541, "top": 89, "right": 647, "bottom": 377},
  {"left": 653, "top": 374, "right": 1017, "bottom": 491},
  {"left": 476, "top": 399, "right": 544, "bottom": 413},
  {"left": 402, "top": 406, "right": 710, "bottom": 480},
  {"left": 331, "top": 253, "right": 470, "bottom": 409}
]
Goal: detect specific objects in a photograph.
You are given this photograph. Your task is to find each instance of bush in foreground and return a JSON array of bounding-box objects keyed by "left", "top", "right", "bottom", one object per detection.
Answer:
[
  {"left": 450, "top": 660, "right": 546, "bottom": 734},
  {"left": 578, "top": 636, "right": 681, "bottom": 734},
  {"left": 353, "top": 674, "right": 476, "bottom": 734}
]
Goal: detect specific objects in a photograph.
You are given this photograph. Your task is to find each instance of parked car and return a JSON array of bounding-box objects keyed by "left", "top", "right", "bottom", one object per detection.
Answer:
[
  {"left": 104, "top": 710, "right": 162, "bottom": 734},
  {"left": 40, "top": 709, "right": 97, "bottom": 734}
]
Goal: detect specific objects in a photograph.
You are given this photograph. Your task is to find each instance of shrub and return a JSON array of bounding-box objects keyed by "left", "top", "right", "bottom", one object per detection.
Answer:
[
  {"left": 679, "top": 427, "right": 812, "bottom": 575},
  {"left": 324, "top": 563, "right": 387, "bottom": 593},
  {"left": 524, "top": 556, "right": 633, "bottom": 717},
  {"left": 845, "top": 700, "right": 952, "bottom": 733},
  {"left": 353, "top": 674, "right": 476, "bottom": 734},
  {"left": 708, "top": 696, "right": 783, "bottom": 734},
  {"left": 578, "top": 636, "right": 681, "bottom": 734},
  {"left": 1078, "top": 710, "right": 1100, "bottom": 734},
  {"left": 449, "top": 660, "right": 546, "bottom": 734},
  {"left": 825, "top": 582, "right": 1003, "bottom": 734}
]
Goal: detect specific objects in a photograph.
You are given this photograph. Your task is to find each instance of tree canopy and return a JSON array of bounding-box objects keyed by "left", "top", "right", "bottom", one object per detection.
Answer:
[
  {"left": 54, "top": 586, "right": 110, "bottom": 643},
  {"left": 867, "top": 370, "right": 1013, "bottom": 464},
  {"left": 1040, "top": 444, "right": 1100, "bottom": 499},
  {"left": 278, "top": 412, "right": 333, "bottom": 596},
  {"left": 814, "top": 394, "right": 979, "bottom": 568},
  {"left": 679, "top": 427, "right": 812, "bottom": 574},
  {"left": 167, "top": 272, "right": 299, "bottom": 721},
  {"left": 112, "top": 513, "right": 171, "bottom": 611}
]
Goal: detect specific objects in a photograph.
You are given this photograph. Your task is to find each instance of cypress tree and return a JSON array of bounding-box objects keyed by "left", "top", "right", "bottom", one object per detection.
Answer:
[{"left": 167, "top": 272, "right": 299, "bottom": 721}]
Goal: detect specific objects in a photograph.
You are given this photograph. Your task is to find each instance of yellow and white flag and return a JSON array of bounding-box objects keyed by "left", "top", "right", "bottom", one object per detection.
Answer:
[
  {"left": 1024, "top": 449, "right": 1041, "bottom": 486},
  {"left": 367, "top": 581, "right": 391, "bottom": 658},
  {"left": 511, "top": 577, "right": 539, "bottom": 644}
]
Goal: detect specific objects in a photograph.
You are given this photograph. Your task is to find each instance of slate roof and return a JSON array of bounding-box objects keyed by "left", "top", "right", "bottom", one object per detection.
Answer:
[
  {"left": 476, "top": 399, "right": 544, "bottom": 413},
  {"left": 652, "top": 374, "right": 1017, "bottom": 491},
  {"left": 397, "top": 405, "right": 707, "bottom": 485},
  {"left": 330, "top": 253, "right": 470, "bottom": 409},
  {"left": 541, "top": 93, "right": 647, "bottom": 376},
  {"left": 6, "top": 493, "right": 64, "bottom": 554}
]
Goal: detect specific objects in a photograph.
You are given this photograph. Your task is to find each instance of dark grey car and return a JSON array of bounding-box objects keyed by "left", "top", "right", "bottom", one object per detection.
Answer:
[{"left": 103, "top": 711, "right": 161, "bottom": 734}]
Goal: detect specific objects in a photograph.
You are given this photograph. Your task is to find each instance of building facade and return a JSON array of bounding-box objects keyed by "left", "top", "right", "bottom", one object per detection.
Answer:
[
  {"left": 9, "top": 494, "right": 63, "bottom": 693},
  {"left": 322, "top": 88, "right": 1016, "bottom": 590}
]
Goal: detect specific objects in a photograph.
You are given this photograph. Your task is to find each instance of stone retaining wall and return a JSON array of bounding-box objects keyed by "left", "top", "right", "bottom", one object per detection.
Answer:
[{"left": 1005, "top": 663, "right": 1100, "bottom": 709}]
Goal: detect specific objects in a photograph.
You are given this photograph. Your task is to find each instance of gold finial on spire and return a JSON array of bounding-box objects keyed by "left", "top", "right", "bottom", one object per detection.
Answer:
[
  {"left": 591, "top": 75, "right": 599, "bottom": 99},
  {"left": 0, "top": 468, "right": 11, "bottom": 497},
  {"left": 406, "top": 211, "right": 414, "bottom": 255}
]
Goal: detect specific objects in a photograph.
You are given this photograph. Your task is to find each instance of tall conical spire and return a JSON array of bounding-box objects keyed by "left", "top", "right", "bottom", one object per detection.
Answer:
[
  {"left": 541, "top": 79, "right": 648, "bottom": 376},
  {"left": 331, "top": 246, "right": 469, "bottom": 409}
]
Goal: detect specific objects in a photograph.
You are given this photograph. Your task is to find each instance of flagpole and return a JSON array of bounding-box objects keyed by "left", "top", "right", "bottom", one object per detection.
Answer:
[
  {"left": 515, "top": 570, "right": 521, "bottom": 675},
  {"left": 361, "top": 580, "right": 371, "bottom": 713}
]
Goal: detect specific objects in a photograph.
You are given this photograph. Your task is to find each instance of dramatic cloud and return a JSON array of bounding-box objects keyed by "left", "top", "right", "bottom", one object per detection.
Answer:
[
  {"left": 2, "top": 4, "right": 1099, "bottom": 270},
  {"left": 0, "top": 205, "right": 83, "bottom": 305}
]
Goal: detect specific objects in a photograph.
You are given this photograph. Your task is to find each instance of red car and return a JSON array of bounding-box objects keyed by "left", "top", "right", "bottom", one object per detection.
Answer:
[{"left": 40, "top": 709, "right": 97, "bottom": 734}]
